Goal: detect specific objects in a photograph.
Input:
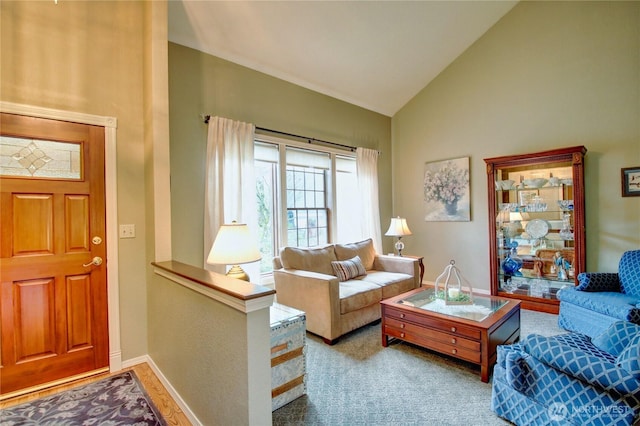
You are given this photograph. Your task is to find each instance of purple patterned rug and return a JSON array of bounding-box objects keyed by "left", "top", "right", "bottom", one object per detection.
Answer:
[{"left": 0, "top": 371, "right": 166, "bottom": 425}]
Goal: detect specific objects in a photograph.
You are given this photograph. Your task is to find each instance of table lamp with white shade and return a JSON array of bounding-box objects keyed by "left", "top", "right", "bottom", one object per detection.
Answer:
[
  {"left": 206, "top": 221, "right": 262, "bottom": 282},
  {"left": 385, "top": 216, "right": 412, "bottom": 256}
]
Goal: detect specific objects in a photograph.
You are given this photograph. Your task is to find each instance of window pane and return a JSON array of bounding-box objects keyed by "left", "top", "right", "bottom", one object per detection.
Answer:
[
  {"left": 305, "top": 173, "right": 315, "bottom": 191},
  {"left": 297, "top": 229, "right": 308, "bottom": 247},
  {"left": 287, "top": 210, "right": 296, "bottom": 229},
  {"left": 305, "top": 191, "right": 316, "bottom": 208},
  {"left": 286, "top": 170, "right": 294, "bottom": 189},
  {"left": 294, "top": 170, "right": 304, "bottom": 190},
  {"left": 318, "top": 230, "right": 328, "bottom": 246},
  {"left": 336, "top": 159, "right": 361, "bottom": 243},
  {"left": 286, "top": 189, "right": 295, "bottom": 208},
  {"left": 297, "top": 210, "right": 308, "bottom": 228},
  {"left": 318, "top": 210, "right": 327, "bottom": 227},
  {"left": 308, "top": 210, "right": 317, "bottom": 227},
  {"left": 308, "top": 227, "right": 318, "bottom": 247},
  {"left": 294, "top": 190, "right": 304, "bottom": 208},
  {"left": 1, "top": 136, "right": 82, "bottom": 179},
  {"left": 255, "top": 160, "right": 276, "bottom": 273},
  {"left": 315, "top": 173, "right": 324, "bottom": 191},
  {"left": 287, "top": 230, "right": 297, "bottom": 246}
]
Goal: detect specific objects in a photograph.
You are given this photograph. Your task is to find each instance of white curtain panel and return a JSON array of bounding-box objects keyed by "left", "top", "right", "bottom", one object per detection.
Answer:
[
  {"left": 204, "top": 117, "right": 258, "bottom": 274},
  {"left": 356, "top": 147, "right": 383, "bottom": 254}
]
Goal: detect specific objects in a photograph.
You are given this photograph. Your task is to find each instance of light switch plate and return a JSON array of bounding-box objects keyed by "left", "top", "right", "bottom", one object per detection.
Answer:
[{"left": 119, "top": 224, "right": 135, "bottom": 239}]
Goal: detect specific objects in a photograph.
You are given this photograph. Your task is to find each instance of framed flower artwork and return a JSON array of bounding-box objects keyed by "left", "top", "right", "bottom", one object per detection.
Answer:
[{"left": 423, "top": 156, "right": 470, "bottom": 221}]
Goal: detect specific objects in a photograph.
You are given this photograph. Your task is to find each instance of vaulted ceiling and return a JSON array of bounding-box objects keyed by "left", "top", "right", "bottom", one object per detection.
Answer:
[{"left": 168, "top": 1, "right": 518, "bottom": 117}]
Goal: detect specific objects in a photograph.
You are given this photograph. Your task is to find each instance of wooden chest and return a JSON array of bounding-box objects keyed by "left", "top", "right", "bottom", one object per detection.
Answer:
[{"left": 270, "top": 303, "right": 306, "bottom": 411}]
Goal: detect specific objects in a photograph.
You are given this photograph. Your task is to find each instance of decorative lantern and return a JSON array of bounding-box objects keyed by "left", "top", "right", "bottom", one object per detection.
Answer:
[{"left": 434, "top": 260, "right": 474, "bottom": 305}]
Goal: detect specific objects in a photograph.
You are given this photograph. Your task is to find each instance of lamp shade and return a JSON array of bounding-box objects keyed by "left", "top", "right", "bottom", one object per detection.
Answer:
[
  {"left": 207, "top": 222, "right": 262, "bottom": 265},
  {"left": 385, "top": 217, "right": 412, "bottom": 237}
]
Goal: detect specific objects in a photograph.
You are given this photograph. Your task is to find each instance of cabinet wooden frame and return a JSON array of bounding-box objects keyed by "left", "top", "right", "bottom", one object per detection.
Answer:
[{"left": 484, "top": 146, "right": 587, "bottom": 314}]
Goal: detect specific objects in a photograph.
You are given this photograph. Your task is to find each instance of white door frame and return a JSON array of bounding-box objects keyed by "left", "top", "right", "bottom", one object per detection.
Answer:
[{"left": 0, "top": 101, "right": 122, "bottom": 371}]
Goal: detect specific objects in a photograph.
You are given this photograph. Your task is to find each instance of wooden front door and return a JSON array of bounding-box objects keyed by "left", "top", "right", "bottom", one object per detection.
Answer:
[{"left": 0, "top": 113, "right": 109, "bottom": 396}]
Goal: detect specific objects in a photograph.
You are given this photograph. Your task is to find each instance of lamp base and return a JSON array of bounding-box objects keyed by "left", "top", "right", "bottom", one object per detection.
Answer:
[
  {"left": 395, "top": 238, "right": 405, "bottom": 257},
  {"left": 226, "top": 265, "right": 250, "bottom": 281}
]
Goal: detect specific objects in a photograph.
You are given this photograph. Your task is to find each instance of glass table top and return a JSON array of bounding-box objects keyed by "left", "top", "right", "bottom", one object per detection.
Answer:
[{"left": 395, "top": 288, "right": 509, "bottom": 322}]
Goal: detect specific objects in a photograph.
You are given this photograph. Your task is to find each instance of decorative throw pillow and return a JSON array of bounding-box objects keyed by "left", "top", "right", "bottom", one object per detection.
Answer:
[
  {"left": 592, "top": 321, "right": 640, "bottom": 357},
  {"left": 616, "top": 333, "right": 640, "bottom": 380},
  {"left": 331, "top": 256, "right": 366, "bottom": 282},
  {"left": 576, "top": 272, "right": 621, "bottom": 292}
]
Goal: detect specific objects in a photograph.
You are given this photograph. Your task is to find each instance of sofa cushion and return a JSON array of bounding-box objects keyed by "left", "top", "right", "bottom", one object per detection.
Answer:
[
  {"left": 616, "top": 333, "right": 640, "bottom": 380},
  {"left": 334, "top": 239, "right": 376, "bottom": 270},
  {"left": 557, "top": 288, "right": 640, "bottom": 323},
  {"left": 280, "top": 245, "right": 337, "bottom": 276},
  {"left": 331, "top": 256, "right": 366, "bottom": 282},
  {"left": 339, "top": 280, "right": 382, "bottom": 314},
  {"left": 592, "top": 321, "right": 640, "bottom": 357},
  {"left": 360, "top": 271, "right": 415, "bottom": 299}
]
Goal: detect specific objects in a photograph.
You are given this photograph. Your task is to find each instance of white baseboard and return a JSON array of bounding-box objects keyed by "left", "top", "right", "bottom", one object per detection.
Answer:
[
  {"left": 109, "top": 349, "right": 122, "bottom": 372},
  {"left": 122, "top": 355, "right": 202, "bottom": 425}
]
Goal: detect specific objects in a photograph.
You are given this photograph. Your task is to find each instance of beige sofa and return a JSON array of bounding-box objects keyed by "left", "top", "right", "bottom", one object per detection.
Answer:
[{"left": 273, "top": 239, "right": 420, "bottom": 344}]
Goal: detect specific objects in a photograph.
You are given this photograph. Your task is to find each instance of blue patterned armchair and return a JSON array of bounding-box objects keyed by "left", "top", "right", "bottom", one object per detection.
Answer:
[
  {"left": 492, "top": 321, "right": 640, "bottom": 426},
  {"left": 558, "top": 250, "right": 640, "bottom": 338}
]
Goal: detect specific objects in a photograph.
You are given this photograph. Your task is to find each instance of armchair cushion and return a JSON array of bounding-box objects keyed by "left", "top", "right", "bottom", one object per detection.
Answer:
[
  {"left": 557, "top": 288, "right": 640, "bottom": 322},
  {"left": 331, "top": 255, "right": 366, "bottom": 282},
  {"left": 576, "top": 272, "right": 621, "bottom": 292},
  {"left": 524, "top": 333, "right": 640, "bottom": 398},
  {"left": 592, "top": 321, "right": 640, "bottom": 357},
  {"left": 334, "top": 239, "right": 376, "bottom": 270},
  {"left": 616, "top": 333, "right": 640, "bottom": 380}
]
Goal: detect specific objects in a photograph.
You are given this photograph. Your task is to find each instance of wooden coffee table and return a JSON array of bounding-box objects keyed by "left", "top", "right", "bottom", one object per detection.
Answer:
[{"left": 381, "top": 287, "right": 521, "bottom": 382}]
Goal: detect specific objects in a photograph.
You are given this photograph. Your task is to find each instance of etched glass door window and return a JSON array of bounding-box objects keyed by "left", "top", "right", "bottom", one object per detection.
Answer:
[{"left": 0, "top": 136, "right": 81, "bottom": 179}]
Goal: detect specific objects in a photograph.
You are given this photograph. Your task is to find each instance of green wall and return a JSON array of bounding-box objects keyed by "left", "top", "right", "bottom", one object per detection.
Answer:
[
  {"left": 168, "top": 42, "right": 393, "bottom": 266},
  {"left": 1, "top": 0, "right": 149, "bottom": 360},
  {"left": 392, "top": 1, "right": 640, "bottom": 288}
]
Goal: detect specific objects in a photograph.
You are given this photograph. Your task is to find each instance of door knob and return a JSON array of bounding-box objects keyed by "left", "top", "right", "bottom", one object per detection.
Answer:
[{"left": 83, "top": 256, "right": 103, "bottom": 267}]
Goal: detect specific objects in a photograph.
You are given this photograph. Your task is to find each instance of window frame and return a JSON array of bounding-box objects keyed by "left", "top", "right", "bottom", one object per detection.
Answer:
[{"left": 255, "top": 134, "right": 356, "bottom": 280}]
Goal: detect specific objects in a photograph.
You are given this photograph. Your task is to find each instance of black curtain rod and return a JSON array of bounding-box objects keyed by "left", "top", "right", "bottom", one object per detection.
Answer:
[{"left": 201, "top": 114, "right": 357, "bottom": 153}]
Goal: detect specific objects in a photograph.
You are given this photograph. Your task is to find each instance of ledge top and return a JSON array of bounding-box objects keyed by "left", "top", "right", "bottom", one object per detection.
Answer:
[{"left": 152, "top": 260, "right": 276, "bottom": 301}]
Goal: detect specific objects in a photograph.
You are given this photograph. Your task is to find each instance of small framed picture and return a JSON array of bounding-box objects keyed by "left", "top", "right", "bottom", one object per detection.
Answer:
[{"left": 621, "top": 167, "right": 640, "bottom": 197}]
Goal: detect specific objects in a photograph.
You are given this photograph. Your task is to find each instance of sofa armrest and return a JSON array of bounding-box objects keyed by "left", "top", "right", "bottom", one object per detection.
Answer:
[
  {"left": 273, "top": 268, "right": 341, "bottom": 340},
  {"left": 373, "top": 255, "right": 419, "bottom": 286},
  {"left": 273, "top": 256, "right": 283, "bottom": 270},
  {"left": 576, "top": 272, "right": 622, "bottom": 292}
]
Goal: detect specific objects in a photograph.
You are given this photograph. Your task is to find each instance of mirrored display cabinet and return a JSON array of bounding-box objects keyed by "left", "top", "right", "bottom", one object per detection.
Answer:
[{"left": 485, "top": 146, "right": 587, "bottom": 313}]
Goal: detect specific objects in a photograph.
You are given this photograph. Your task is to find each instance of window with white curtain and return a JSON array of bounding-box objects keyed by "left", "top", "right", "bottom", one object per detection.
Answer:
[{"left": 254, "top": 137, "right": 358, "bottom": 277}]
